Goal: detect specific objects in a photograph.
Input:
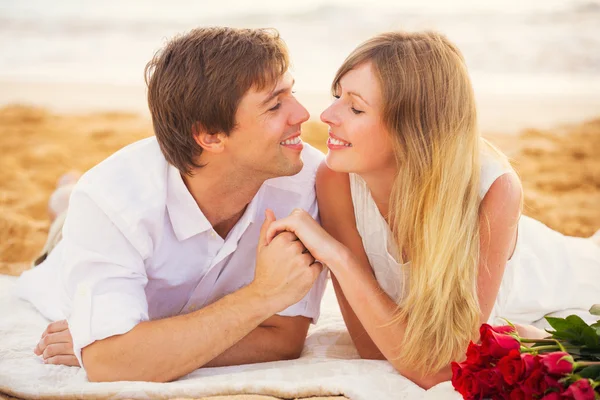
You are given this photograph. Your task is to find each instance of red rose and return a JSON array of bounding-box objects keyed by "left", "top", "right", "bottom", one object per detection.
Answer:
[
  {"left": 497, "top": 350, "right": 523, "bottom": 385},
  {"left": 543, "top": 375, "right": 564, "bottom": 393},
  {"left": 509, "top": 386, "right": 526, "bottom": 400},
  {"left": 480, "top": 324, "right": 521, "bottom": 359},
  {"left": 451, "top": 362, "right": 464, "bottom": 388},
  {"left": 465, "top": 341, "right": 494, "bottom": 368},
  {"left": 492, "top": 325, "right": 517, "bottom": 335},
  {"left": 476, "top": 368, "right": 504, "bottom": 397},
  {"left": 521, "top": 369, "right": 545, "bottom": 397},
  {"left": 562, "top": 379, "right": 596, "bottom": 400},
  {"left": 540, "top": 393, "right": 562, "bottom": 400},
  {"left": 466, "top": 341, "right": 483, "bottom": 365},
  {"left": 461, "top": 375, "right": 482, "bottom": 400},
  {"left": 538, "top": 351, "right": 574, "bottom": 376},
  {"left": 520, "top": 353, "right": 540, "bottom": 379},
  {"left": 451, "top": 362, "right": 482, "bottom": 400}
]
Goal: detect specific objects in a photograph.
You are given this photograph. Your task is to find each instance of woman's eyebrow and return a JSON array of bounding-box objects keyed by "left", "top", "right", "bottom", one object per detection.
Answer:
[{"left": 347, "top": 91, "right": 369, "bottom": 106}]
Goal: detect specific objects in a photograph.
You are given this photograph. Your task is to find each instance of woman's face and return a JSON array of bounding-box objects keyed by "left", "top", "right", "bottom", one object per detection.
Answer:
[{"left": 320, "top": 62, "right": 395, "bottom": 174}]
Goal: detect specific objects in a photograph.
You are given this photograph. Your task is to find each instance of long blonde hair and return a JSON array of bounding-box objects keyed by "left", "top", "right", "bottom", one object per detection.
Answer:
[{"left": 333, "top": 31, "right": 490, "bottom": 374}]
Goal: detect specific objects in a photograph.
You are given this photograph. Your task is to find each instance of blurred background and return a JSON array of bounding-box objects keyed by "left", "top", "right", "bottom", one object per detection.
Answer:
[
  {"left": 1, "top": 0, "right": 600, "bottom": 131},
  {"left": 0, "top": 0, "right": 599, "bottom": 274}
]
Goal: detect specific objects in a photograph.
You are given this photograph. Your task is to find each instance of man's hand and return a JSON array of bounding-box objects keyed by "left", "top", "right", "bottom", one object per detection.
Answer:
[
  {"left": 251, "top": 209, "right": 323, "bottom": 312},
  {"left": 264, "top": 208, "right": 345, "bottom": 267},
  {"left": 34, "top": 320, "right": 80, "bottom": 366}
]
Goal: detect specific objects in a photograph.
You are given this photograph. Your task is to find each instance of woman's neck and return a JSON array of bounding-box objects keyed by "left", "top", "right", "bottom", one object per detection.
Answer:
[{"left": 359, "top": 165, "right": 397, "bottom": 221}]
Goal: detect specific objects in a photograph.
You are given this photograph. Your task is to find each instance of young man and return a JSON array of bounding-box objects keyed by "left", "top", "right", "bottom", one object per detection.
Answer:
[{"left": 16, "top": 27, "right": 327, "bottom": 383}]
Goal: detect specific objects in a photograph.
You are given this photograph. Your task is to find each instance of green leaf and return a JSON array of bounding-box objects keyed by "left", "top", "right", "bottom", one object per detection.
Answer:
[
  {"left": 578, "top": 365, "right": 600, "bottom": 380},
  {"left": 567, "top": 347, "right": 600, "bottom": 361},
  {"left": 565, "top": 316, "right": 600, "bottom": 350},
  {"left": 545, "top": 316, "right": 600, "bottom": 349},
  {"left": 590, "top": 304, "right": 600, "bottom": 316},
  {"left": 546, "top": 316, "right": 574, "bottom": 332}
]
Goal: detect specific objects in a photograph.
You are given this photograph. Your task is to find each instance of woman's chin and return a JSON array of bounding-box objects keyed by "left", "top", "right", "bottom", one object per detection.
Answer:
[{"left": 325, "top": 153, "right": 356, "bottom": 174}]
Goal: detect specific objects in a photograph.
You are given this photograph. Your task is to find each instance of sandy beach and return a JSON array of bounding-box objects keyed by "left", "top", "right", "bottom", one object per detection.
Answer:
[
  {"left": 0, "top": 99, "right": 598, "bottom": 400},
  {"left": 3, "top": 80, "right": 600, "bottom": 135},
  {"left": 1, "top": 104, "right": 599, "bottom": 277},
  {"left": 2, "top": 3, "right": 599, "bottom": 398}
]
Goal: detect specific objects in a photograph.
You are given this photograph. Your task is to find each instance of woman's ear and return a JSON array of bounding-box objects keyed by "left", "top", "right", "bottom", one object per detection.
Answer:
[{"left": 192, "top": 123, "right": 227, "bottom": 154}]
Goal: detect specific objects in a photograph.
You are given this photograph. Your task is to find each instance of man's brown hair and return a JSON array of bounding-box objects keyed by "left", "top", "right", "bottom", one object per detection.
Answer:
[{"left": 145, "top": 27, "right": 289, "bottom": 174}]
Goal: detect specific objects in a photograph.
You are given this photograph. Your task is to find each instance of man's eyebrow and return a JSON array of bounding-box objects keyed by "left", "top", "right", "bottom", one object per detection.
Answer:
[
  {"left": 347, "top": 91, "right": 369, "bottom": 107},
  {"left": 261, "top": 79, "right": 295, "bottom": 107}
]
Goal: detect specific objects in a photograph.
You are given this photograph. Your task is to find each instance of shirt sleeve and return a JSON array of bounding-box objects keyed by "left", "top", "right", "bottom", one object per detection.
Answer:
[
  {"left": 59, "top": 185, "right": 149, "bottom": 368},
  {"left": 276, "top": 192, "right": 329, "bottom": 324}
]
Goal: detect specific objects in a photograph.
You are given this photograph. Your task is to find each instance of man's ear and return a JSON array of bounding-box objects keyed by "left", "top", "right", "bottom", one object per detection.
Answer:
[{"left": 192, "top": 123, "right": 227, "bottom": 154}]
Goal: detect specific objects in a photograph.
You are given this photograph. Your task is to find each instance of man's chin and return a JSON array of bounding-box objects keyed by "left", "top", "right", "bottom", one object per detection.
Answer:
[
  {"left": 278, "top": 158, "right": 304, "bottom": 178},
  {"left": 283, "top": 159, "right": 303, "bottom": 177}
]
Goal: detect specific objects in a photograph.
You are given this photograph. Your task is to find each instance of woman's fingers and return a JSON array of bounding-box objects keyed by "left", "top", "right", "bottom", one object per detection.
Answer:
[
  {"left": 265, "top": 209, "right": 315, "bottom": 244},
  {"left": 265, "top": 218, "right": 298, "bottom": 245}
]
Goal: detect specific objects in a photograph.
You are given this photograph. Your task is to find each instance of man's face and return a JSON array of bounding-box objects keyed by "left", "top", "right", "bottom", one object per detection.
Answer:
[{"left": 224, "top": 72, "right": 310, "bottom": 180}]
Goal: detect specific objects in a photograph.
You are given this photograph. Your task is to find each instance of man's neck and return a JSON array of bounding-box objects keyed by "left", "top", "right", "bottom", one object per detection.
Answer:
[{"left": 182, "top": 164, "right": 265, "bottom": 239}]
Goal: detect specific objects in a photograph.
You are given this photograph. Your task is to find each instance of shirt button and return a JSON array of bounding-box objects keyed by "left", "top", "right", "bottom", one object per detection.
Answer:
[
  {"left": 210, "top": 231, "right": 216, "bottom": 238},
  {"left": 77, "top": 285, "right": 90, "bottom": 296}
]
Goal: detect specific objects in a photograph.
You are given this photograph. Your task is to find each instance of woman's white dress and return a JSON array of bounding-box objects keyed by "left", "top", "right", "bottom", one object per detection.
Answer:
[{"left": 348, "top": 154, "right": 600, "bottom": 325}]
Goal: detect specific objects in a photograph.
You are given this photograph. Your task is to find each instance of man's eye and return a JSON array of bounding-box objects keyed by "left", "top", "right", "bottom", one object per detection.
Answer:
[
  {"left": 351, "top": 107, "right": 364, "bottom": 115},
  {"left": 269, "top": 103, "right": 281, "bottom": 112}
]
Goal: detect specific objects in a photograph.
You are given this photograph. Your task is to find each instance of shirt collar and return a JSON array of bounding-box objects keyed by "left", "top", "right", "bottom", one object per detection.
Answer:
[
  {"left": 166, "top": 164, "right": 266, "bottom": 242},
  {"left": 232, "top": 184, "right": 264, "bottom": 236},
  {"left": 166, "top": 165, "right": 212, "bottom": 241}
]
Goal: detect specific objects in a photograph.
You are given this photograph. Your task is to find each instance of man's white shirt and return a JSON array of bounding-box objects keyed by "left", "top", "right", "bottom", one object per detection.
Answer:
[{"left": 17, "top": 137, "right": 328, "bottom": 367}]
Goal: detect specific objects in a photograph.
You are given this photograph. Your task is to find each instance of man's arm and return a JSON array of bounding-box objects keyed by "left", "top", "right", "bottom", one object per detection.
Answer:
[
  {"left": 205, "top": 314, "right": 310, "bottom": 367},
  {"left": 37, "top": 312, "right": 310, "bottom": 369},
  {"left": 37, "top": 183, "right": 321, "bottom": 379},
  {"left": 83, "top": 284, "right": 290, "bottom": 382},
  {"left": 81, "top": 210, "right": 322, "bottom": 382}
]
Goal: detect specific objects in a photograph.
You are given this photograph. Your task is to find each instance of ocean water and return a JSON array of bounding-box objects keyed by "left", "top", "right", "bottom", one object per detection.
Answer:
[{"left": 1, "top": 0, "right": 599, "bottom": 96}]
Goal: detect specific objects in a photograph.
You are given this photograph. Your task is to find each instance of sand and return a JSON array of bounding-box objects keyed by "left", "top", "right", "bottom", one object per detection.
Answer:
[
  {"left": 4, "top": 80, "right": 600, "bottom": 135},
  {"left": 1, "top": 105, "right": 599, "bottom": 276},
  {"left": 0, "top": 105, "right": 598, "bottom": 400}
]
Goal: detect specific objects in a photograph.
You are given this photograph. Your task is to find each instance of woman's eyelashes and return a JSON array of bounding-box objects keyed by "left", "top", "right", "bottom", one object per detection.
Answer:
[{"left": 333, "top": 94, "right": 364, "bottom": 115}]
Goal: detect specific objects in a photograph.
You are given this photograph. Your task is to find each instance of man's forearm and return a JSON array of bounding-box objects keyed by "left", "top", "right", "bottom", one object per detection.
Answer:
[
  {"left": 204, "top": 322, "right": 306, "bottom": 368},
  {"left": 82, "top": 284, "right": 280, "bottom": 382}
]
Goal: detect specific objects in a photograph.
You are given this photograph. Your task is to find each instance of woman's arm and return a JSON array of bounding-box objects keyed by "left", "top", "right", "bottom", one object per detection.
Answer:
[
  {"left": 476, "top": 172, "right": 522, "bottom": 323},
  {"left": 315, "top": 163, "right": 384, "bottom": 359},
  {"left": 266, "top": 167, "right": 523, "bottom": 388}
]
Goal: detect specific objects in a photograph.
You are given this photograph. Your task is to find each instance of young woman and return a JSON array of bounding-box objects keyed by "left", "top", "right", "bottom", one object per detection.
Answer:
[{"left": 265, "top": 31, "right": 600, "bottom": 388}]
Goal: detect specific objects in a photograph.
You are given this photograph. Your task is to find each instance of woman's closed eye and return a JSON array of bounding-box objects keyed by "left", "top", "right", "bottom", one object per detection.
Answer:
[{"left": 333, "top": 95, "right": 364, "bottom": 115}]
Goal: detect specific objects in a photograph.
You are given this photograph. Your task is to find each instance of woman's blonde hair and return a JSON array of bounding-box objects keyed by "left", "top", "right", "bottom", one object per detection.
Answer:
[{"left": 332, "top": 31, "right": 496, "bottom": 374}]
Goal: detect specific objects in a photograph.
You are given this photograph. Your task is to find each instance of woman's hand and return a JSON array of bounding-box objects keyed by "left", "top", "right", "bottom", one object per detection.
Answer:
[
  {"left": 514, "top": 323, "right": 550, "bottom": 346},
  {"left": 265, "top": 208, "right": 347, "bottom": 267}
]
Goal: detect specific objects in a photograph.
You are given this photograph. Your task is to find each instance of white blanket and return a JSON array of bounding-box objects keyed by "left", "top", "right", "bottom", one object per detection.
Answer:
[{"left": 0, "top": 275, "right": 460, "bottom": 400}]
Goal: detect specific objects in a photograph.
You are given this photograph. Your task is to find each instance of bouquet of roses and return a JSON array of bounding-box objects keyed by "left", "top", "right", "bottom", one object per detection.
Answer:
[{"left": 451, "top": 305, "right": 600, "bottom": 399}]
